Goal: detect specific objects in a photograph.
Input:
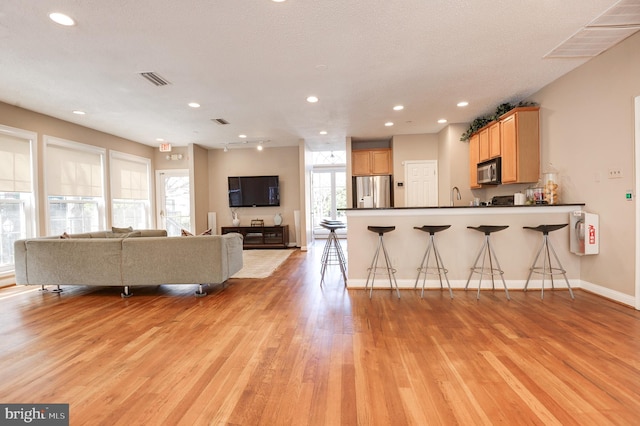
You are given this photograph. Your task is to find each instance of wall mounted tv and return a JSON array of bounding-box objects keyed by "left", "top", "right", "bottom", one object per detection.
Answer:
[{"left": 228, "top": 175, "right": 280, "bottom": 207}]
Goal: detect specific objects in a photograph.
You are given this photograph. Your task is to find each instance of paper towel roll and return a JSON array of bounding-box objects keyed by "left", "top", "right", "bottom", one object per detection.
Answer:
[{"left": 514, "top": 193, "right": 526, "bottom": 205}]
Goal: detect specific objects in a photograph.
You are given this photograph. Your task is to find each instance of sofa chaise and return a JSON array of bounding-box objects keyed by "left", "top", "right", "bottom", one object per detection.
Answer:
[{"left": 14, "top": 230, "right": 244, "bottom": 297}]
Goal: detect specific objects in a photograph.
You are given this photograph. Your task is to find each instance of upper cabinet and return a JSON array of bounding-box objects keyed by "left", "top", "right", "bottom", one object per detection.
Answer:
[
  {"left": 500, "top": 106, "right": 540, "bottom": 184},
  {"left": 468, "top": 106, "right": 539, "bottom": 188},
  {"left": 478, "top": 121, "right": 501, "bottom": 162},
  {"left": 469, "top": 133, "right": 481, "bottom": 188},
  {"left": 352, "top": 148, "right": 392, "bottom": 176}
]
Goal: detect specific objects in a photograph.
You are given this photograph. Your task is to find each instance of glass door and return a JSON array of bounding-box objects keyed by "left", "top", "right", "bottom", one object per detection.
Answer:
[
  {"left": 311, "top": 168, "right": 347, "bottom": 238},
  {"left": 156, "top": 170, "right": 191, "bottom": 236}
]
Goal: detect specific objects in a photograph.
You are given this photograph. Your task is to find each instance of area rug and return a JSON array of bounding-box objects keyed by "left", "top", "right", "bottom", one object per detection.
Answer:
[{"left": 231, "top": 249, "right": 294, "bottom": 279}]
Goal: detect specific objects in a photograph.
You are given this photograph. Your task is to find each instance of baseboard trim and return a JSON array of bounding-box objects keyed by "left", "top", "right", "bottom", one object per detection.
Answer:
[{"left": 347, "top": 278, "right": 637, "bottom": 309}]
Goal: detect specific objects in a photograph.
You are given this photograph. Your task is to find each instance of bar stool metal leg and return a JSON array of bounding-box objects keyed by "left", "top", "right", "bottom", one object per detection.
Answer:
[
  {"left": 465, "top": 225, "right": 510, "bottom": 300},
  {"left": 320, "top": 221, "right": 347, "bottom": 287},
  {"left": 524, "top": 227, "right": 574, "bottom": 299},
  {"left": 365, "top": 228, "right": 400, "bottom": 299},
  {"left": 414, "top": 233, "right": 453, "bottom": 299}
]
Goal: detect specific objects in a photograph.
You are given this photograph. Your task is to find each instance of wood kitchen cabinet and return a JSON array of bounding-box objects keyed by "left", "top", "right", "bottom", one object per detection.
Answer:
[
  {"left": 478, "top": 127, "right": 490, "bottom": 162},
  {"left": 352, "top": 149, "right": 392, "bottom": 175},
  {"left": 500, "top": 106, "right": 540, "bottom": 184},
  {"left": 469, "top": 133, "right": 481, "bottom": 188},
  {"left": 478, "top": 121, "right": 500, "bottom": 162},
  {"left": 489, "top": 121, "right": 501, "bottom": 158}
]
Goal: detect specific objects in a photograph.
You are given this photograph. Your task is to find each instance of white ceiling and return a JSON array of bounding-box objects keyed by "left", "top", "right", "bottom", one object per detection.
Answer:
[{"left": 0, "top": 0, "right": 636, "bottom": 152}]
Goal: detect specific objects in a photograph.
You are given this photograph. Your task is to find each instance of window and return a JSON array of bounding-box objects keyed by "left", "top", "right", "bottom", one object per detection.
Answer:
[
  {"left": 0, "top": 125, "right": 36, "bottom": 273},
  {"left": 110, "top": 151, "right": 151, "bottom": 229},
  {"left": 45, "top": 137, "right": 105, "bottom": 235},
  {"left": 310, "top": 150, "right": 347, "bottom": 238}
]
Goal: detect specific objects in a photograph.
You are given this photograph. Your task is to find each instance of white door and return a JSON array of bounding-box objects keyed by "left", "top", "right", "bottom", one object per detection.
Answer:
[
  {"left": 156, "top": 170, "right": 191, "bottom": 236},
  {"left": 405, "top": 161, "right": 438, "bottom": 207}
]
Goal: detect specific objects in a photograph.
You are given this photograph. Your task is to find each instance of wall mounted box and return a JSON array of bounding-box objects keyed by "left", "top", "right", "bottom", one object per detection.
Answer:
[{"left": 570, "top": 211, "right": 599, "bottom": 255}]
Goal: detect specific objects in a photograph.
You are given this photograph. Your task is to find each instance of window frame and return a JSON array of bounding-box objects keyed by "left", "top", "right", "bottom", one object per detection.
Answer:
[
  {"left": 109, "top": 150, "right": 153, "bottom": 229},
  {"left": 0, "top": 124, "right": 38, "bottom": 275},
  {"left": 43, "top": 136, "right": 106, "bottom": 235}
]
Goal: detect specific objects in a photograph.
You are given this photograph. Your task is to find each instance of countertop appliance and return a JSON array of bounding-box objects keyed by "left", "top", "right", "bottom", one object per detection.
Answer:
[
  {"left": 491, "top": 195, "right": 514, "bottom": 206},
  {"left": 353, "top": 175, "right": 392, "bottom": 208},
  {"left": 477, "top": 158, "right": 501, "bottom": 185}
]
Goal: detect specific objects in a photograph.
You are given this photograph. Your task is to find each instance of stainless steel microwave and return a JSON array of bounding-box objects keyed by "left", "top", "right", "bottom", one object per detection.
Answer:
[{"left": 477, "top": 158, "right": 501, "bottom": 184}]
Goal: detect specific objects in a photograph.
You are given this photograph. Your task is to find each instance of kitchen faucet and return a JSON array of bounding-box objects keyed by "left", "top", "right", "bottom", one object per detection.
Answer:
[{"left": 450, "top": 186, "right": 461, "bottom": 206}]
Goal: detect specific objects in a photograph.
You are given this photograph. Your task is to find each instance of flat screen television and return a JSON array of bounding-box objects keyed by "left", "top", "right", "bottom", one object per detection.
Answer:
[{"left": 228, "top": 175, "right": 280, "bottom": 207}]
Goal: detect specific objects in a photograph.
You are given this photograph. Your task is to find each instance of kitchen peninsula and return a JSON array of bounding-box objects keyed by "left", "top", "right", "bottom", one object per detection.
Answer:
[{"left": 344, "top": 204, "right": 585, "bottom": 292}]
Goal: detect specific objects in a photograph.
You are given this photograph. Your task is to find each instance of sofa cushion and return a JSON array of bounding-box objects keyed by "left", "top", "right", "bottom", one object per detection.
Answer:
[
  {"left": 181, "top": 228, "right": 212, "bottom": 236},
  {"left": 23, "top": 239, "right": 123, "bottom": 286},
  {"left": 112, "top": 226, "right": 134, "bottom": 233}
]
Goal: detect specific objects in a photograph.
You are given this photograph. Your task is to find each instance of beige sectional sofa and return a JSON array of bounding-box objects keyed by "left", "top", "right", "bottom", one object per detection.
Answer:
[{"left": 14, "top": 230, "right": 244, "bottom": 297}]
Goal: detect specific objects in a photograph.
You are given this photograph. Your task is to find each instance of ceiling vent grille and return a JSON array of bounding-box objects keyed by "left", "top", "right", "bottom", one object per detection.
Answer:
[
  {"left": 211, "top": 118, "right": 230, "bottom": 125},
  {"left": 139, "top": 72, "right": 171, "bottom": 86},
  {"left": 545, "top": 0, "right": 640, "bottom": 58}
]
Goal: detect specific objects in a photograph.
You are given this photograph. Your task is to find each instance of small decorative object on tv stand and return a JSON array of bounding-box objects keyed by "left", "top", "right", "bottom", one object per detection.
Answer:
[{"left": 274, "top": 212, "right": 283, "bottom": 226}]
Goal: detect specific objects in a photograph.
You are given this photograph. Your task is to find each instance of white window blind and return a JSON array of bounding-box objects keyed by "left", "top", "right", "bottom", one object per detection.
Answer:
[
  {"left": 0, "top": 133, "right": 32, "bottom": 192},
  {"left": 46, "top": 142, "right": 103, "bottom": 197},
  {"left": 110, "top": 154, "right": 149, "bottom": 200}
]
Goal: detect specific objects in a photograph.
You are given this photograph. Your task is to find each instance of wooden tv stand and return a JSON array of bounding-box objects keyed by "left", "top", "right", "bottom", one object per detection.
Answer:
[{"left": 221, "top": 225, "right": 289, "bottom": 249}]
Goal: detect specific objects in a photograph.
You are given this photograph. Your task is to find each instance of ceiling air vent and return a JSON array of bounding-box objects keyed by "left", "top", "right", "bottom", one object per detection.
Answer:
[
  {"left": 139, "top": 72, "right": 171, "bottom": 86},
  {"left": 211, "top": 118, "right": 230, "bottom": 125}
]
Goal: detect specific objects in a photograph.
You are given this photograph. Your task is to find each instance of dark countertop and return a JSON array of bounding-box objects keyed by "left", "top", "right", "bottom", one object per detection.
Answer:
[{"left": 341, "top": 203, "right": 585, "bottom": 211}]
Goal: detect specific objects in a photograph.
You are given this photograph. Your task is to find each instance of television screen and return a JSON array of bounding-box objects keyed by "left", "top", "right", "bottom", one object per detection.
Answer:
[{"left": 228, "top": 175, "right": 280, "bottom": 207}]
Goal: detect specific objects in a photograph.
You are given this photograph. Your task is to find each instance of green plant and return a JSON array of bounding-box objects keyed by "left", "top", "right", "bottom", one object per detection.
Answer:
[{"left": 459, "top": 101, "right": 538, "bottom": 142}]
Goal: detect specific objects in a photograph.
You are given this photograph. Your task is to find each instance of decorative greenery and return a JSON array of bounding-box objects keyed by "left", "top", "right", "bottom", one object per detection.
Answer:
[{"left": 459, "top": 101, "right": 538, "bottom": 142}]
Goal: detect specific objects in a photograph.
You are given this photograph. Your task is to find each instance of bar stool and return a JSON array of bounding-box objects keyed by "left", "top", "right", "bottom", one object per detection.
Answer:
[
  {"left": 523, "top": 224, "right": 575, "bottom": 299},
  {"left": 414, "top": 225, "right": 453, "bottom": 299},
  {"left": 465, "top": 225, "right": 510, "bottom": 300},
  {"left": 320, "top": 220, "right": 347, "bottom": 286},
  {"left": 365, "top": 226, "right": 400, "bottom": 298}
]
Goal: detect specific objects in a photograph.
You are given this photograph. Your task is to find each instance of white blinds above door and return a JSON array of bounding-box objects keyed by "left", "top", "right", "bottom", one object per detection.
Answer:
[
  {"left": 0, "top": 133, "right": 32, "bottom": 192},
  {"left": 110, "top": 154, "right": 150, "bottom": 200},
  {"left": 46, "top": 141, "right": 104, "bottom": 197}
]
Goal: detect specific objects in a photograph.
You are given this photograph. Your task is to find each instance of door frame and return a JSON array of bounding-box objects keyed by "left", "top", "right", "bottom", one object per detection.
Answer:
[
  {"left": 155, "top": 169, "right": 193, "bottom": 235},
  {"left": 634, "top": 96, "right": 639, "bottom": 310}
]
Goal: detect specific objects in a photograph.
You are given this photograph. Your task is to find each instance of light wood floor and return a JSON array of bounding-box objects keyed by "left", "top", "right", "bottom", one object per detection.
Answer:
[{"left": 1, "top": 243, "right": 640, "bottom": 425}]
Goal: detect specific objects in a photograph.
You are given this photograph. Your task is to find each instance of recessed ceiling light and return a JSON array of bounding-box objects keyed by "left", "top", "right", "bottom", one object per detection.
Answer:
[
  {"left": 188, "top": 102, "right": 201, "bottom": 108},
  {"left": 393, "top": 105, "right": 404, "bottom": 111},
  {"left": 457, "top": 101, "right": 469, "bottom": 107},
  {"left": 72, "top": 110, "right": 85, "bottom": 115},
  {"left": 156, "top": 138, "right": 165, "bottom": 142},
  {"left": 438, "top": 119, "right": 447, "bottom": 124},
  {"left": 239, "top": 134, "right": 247, "bottom": 138},
  {"left": 272, "top": 0, "right": 287, "bottom": 3},
  {"left": 319, "top": 131, "right": 328, "bottom": 135},
  {"left": 385, "top": 122, "right": 394, "bottom": 127},
  {"left": 306, "top": 96, "right": 319, "bottom": 103},
  {"left": 49, "top": 12, "right": 75, "bottom": 26}
]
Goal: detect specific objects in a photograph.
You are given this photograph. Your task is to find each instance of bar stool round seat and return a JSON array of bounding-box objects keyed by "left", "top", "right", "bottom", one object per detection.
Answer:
[
  {"left": 465, "top": 225, "right": 510, "bottom": 300},
  {"left": 523, "top": 223, "right": 575, "bottom": 299},
  {"left": 367, "top": 226, "right": 396, "bottom": 234},
  {"left": 365, "top": 226, "right": 400, "bottom": 298},
  {"left": 414, "top": 225, "right": 453, "bottom": 299},
  {"left": 320, "top": 220, "right": 347, "bottom": 286}
]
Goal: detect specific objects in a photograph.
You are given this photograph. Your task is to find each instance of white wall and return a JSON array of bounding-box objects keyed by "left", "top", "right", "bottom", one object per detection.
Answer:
[
  {"left": 207, "top": 146, "right": 301, "bottom": 244},
  {"left": 529, "top": 31, "right": 640, "bottom": 296}
]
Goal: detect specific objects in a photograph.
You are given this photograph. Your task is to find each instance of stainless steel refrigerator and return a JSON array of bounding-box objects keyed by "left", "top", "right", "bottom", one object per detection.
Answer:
[{"left": 353, "top": 175, "right": 392, "bottom": 208}]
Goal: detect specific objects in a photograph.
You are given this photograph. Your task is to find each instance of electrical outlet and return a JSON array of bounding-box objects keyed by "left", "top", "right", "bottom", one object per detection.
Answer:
[{"left": 608, "top": 168, "right": 623, "bottom": 179}]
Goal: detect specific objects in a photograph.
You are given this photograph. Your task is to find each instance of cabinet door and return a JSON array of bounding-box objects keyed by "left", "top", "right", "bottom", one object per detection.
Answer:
[
  {"left": 478, "top": 128, "right": 490, "bottom": 162},
  {"left": 371, "top": 149, "right": 391, "bottom": 175},
  {"left": 352, "top": 151, "right": 371, "bottom": 176},
  {"left": 489, "top": 121, "right": 501, "bottom": 158},
  {"left": 501, "top": 114, "right": 517, "bottom": 183},
  {"left": 469, "top": 133, "right": 480, "bottom": 188}
]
